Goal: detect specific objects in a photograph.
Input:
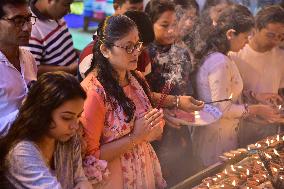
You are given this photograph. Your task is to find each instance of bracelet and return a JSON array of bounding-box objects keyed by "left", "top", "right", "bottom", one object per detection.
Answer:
[{"left": 128, "top": 133, "right": 136, "bottom": 148}]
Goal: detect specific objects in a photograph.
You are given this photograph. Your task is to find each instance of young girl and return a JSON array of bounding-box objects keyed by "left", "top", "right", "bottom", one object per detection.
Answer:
[
  {"left": 0, "top": 72, "right": 92, "bottom": 189},
  {"left": 192, "top": 4, "right": 280, "bottom": 167},
  {"left": 81, "top": 15, "right": 166, "bottom": 189}
]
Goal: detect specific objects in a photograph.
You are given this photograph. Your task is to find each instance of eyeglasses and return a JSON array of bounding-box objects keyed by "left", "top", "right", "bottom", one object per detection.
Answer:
[
  {"left": 1, "top": 15, "right": 37, "bottom": 28},
  {"left": 112, "top": 41, "right": 143, "bottom": 54}
]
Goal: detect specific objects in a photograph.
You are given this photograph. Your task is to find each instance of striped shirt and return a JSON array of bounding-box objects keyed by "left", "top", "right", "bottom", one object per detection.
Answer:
[{"left": 26, "top": 3, "right": 77, "bottom": 67}]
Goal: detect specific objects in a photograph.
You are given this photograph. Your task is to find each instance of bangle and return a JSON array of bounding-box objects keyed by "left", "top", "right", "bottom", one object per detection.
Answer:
[
  {"left": 128, "top": 133, "right": 136, "bottom": 148},
  {"left": 176, "top": 96, "right": 180, "bottom": 109}
]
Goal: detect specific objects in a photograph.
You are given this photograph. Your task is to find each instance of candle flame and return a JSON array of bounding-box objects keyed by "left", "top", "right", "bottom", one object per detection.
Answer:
[
  {"left": 270, "top": 140, "right": 274, "bottom": 143},
  {"left": 277, "top": 135, "right": 280, "bottom": 141},
  {"left": 279, "top": 105, "right": 282, "bottom": 110},
  {"left": 263, "top": 175, "right": 267, "bottom": 178},
  {"left": 266, "top": 139, "right": 270, "bottom": 146},
  {"left": 231, "top": 165, "right": 236, "bottom": 172},
  {"left": 273, "top": 167, "right": 278, "bottom": 172},
  {"left": 229, "top": 93, "right": 233, "bottom": 99},
  {"left": 217, "top": 174, "right": 222, "bottom": 178},
  {"left": 232, "top": 180, "right": 236, "bottom": 186},
  {"left": 213, "top": 178, "right": 217, "bottom": 181},
  {"left": 257, "top": 161, "right": 261, "bottom": 164},
  {"left": 280, "top": 176, "right": 283, "bottom": 180},
  {"left": 224, "top": 169, "right": 228, "bottom": 174},
  {"left": 273, "top": 149, "right": 280, "bottom": 156},
  {"left": 206, "top": 183, "right": 210, "bottom": 187},
  {"left": 237, "top": 166, "right": 243, "bottom": 169},
  {"left": 247, "top": 146, "right": 251, "bottom": 150},
  {"left": 221, "top": 184, "right": 225, "bottom": 188},
  {"left": 256, "top": 179, "right": 260, "bottom": 183},
  {"left": 264, "top": 152, "right": 272, "bottom": 159},
  {"left": 246, "top": 169, "right": 250, "bottom": 176}
]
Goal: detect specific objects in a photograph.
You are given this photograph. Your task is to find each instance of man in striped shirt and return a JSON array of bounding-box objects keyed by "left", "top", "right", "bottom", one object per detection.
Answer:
[{"left": 26, "top": 0, "right": 78, "bottom": 75}]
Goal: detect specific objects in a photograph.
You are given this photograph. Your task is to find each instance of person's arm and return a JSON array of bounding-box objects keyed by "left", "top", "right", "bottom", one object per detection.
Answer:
[
  {"left": 37, "top": 63, "right": 78, "bottom": 76},
  {"left": 151, "top": 92, "right": 204, "bottom": 112},
  {"left": 6, "top": 141, "right": 62, "bottom": 189}
]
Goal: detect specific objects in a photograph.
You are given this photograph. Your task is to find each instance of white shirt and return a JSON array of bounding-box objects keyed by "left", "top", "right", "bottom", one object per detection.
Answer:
[
  {"left": 229, "top": 44, "right": 284, "bottom": 93},
  {"left": 0, "top": 48, "right": 37, "bottom": 136},
  {"left": 193, "top": 52, "right": 245, "bottom": 166},
  {"left": 229, "top": 44, "right": 284, "bottom": 146}
]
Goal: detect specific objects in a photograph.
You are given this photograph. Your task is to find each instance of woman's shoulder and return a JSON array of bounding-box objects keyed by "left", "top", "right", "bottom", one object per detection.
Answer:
[
  {"left": 81, "top": 73, "right": 106, "bottom": 98},
  {"left": 6, "top": 140, "right": 41, "bottom": 167},
  {"left": 202, "top": 52, "right": 230, "bottom": 69},
  {"left": 9, "top": 140, "right": 39, "bottom": 155}
]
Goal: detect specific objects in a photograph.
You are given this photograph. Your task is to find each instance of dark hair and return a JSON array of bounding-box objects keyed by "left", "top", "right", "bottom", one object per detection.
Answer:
[
  {"left": 0, "top": 0, "right": 27, "bottom": 18},
  {"left": 173, "top": 0, "right": 199, "bottom": 11},
  {"left": 114, "top": 0, "right": 143, "bottom": 6},
  {"left": 0, "top": 71, "right": 86, "bottom": 171},
  {"left": 203, "top": 0, "right": 232, "bottom": 11},
  {"left": 255, "top": 5, "right": 284, "bottom": 30},
  {"left": 217, "top": 4, "right": 254, "bottom": 35},
  {"left": 192, "top": 4, "right": 254, "bottom": 67},
  {"left": 87, "top": 15, "right": 151, "bottom": 123},
  {"left": 145, "top": 0, "right": 175, "bottom": 23},
  {"left": 124, "top": 10, "right": 154, "bottom": 46}
]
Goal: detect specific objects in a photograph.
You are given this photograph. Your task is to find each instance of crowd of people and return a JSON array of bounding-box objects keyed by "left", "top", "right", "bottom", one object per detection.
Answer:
[{"left": 0, "top": 0, "right": 283, "bottom": 188}]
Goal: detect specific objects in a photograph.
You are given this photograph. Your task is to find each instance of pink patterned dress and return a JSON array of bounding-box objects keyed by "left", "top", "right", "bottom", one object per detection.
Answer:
[{"left": 80, "top": 71, "right": 166, "bottom": 189}]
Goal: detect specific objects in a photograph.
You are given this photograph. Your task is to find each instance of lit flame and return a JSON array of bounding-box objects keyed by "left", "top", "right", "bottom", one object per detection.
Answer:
[
  {"left": 266, "top": 139, "right": 270, "bottom": 146},
  {"left": 231, "top": 165, "right": 236, "bottom": 172},
  {"left": 212, "top": 177, "right": 217, "bottom": 181},
  {"left": 256, "top": 179, "right": 260, "bottom": 183},
  {"left": 221, "top": 184, "right": 225, "bottom": 188},
  {"left": 280, "top": 176, "right": 283, "bottom": 180},
  {"left": 237, "top": 166, "right": 243, "bottom": 169},
  {"left": 277, "top": 135, "right": 280, "bottom": 141},
  {"left": 273, "top": 149, "right": 280, "bottom": 156},
  {"left": 279, "top": 105, "right": 282, "bottom": 110},
  {"left": 246, "top": 169, "right": 250, "bottom": 176},
  {"left": 232, "top": 180, "right": 236, "bottom": 186},
  {"left": 206, "top": 183, "right": 210, "bottom": 187},
  {"left": 270, "top": 140, "right": 274, "bottom": 143},
  {"left": 247, "top": 146, "right": 251, "bottom": 150},
  {"left": 217, "top": 174, "right": 222, "bottom": 178},
  {"left": 282, "top": 136, "right": 284, "bottom": 141},
  {"left": 273, "top": 167, "right": 278, "bottom": 172},
  {"left": 229, "top": 93, "right": 233, "bottom": 99},
  {"left": 224, "top": 169, "right": 228, "bottom": 174},
  {"left": 263, "top": 175, "right": 267, "bottom": 178},
  {"left": 264, "top": 152, "right": 272, "bottom": 159},
  {"left": 257, "top": 161, "right": 261, "bottom": 164},
  {"left": 261, "top": 163, "right": 264, "bottom": 167}
]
